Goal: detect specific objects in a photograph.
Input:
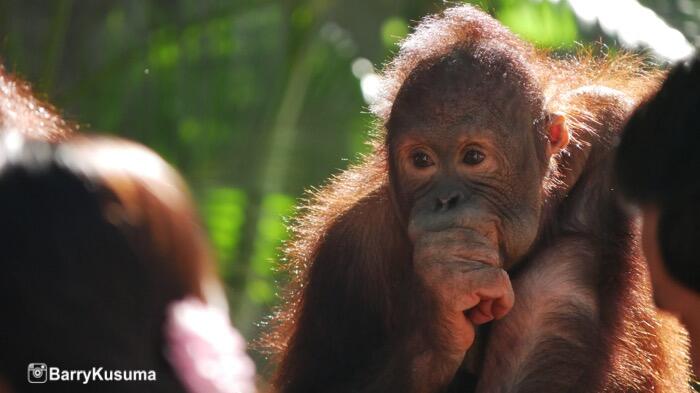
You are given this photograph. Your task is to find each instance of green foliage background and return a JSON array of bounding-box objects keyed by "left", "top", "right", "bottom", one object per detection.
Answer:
[{"left": 1, "top": 0, "right": 697, "bottom": 374}]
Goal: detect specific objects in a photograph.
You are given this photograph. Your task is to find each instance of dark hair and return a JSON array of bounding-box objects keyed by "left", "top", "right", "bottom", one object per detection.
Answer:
[
  {"left": 615, "top": 55, "right": 700, "bottom": 293},
  {"left": 0, "top": 135, "right": 212, "bottom": 393}
]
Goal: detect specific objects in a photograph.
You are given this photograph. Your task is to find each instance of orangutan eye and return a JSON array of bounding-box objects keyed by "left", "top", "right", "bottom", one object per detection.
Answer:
[
  {"left": 411, "top": 150, "right": 435, "bottom": 168},
  {"left": 463, "top": 149, "right": 485, "bottom": 166}
]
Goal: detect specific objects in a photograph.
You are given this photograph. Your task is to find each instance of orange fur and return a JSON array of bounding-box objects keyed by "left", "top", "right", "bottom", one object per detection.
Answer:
[{"left": 0, "top": 63, "right": 74, "bottom": 140}]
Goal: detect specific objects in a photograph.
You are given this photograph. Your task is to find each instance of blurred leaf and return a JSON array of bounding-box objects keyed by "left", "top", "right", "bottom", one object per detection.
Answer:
[
  {"left": 497, "top": 1, "right": 578, "bottom": 47},
  {"left": 291, "top": 4, "right": 314, "bottom": 30},
  {"left": 246, "top": 278, "right": 275, "bottom": 303},
  {"left": 246, "top": 193, "right": 294, "bottom": 304},
  {"left": 149, "top": 39, "right": 180, "bottom": 68},
  {"left": 381, "top": 16, "right": 409, "bottom": 48},
  {"left": 250, "top": 193, "right": 295, "bottom": 277},
  {"left": 204, "top": 187, "right": 248, "bottom": 278},
  {"left": 347, "top": 113, "right": 374, "bottom": 156}
]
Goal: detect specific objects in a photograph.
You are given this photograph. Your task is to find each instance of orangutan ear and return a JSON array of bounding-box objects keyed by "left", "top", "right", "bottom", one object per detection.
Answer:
[{"left": 546, "top": 112, "right": 569, "bottom": 156}]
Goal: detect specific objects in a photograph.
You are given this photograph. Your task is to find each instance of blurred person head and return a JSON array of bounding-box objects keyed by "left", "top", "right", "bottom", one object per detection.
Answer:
[
  {"left": 615, "top": 55, "right": 700, "bottom": 377},
  {"left": 0, "top": 134, "right": 254, "bottom": 393}
]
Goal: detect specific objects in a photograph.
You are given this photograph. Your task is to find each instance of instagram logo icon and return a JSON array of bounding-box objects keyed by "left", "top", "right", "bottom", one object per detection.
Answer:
[{"left": 27, "top": 363, "right": 48, "bottom": 384}]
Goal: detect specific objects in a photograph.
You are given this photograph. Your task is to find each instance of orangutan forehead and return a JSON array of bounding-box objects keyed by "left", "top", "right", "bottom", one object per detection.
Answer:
[{"left": 387, "top": 46, "right": 543, "bottom": 133}]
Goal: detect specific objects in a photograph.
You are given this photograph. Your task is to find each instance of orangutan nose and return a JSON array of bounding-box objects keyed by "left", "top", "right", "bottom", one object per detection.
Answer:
[{"left": 435, "top": 191, "right": 463, "bottom": 212}]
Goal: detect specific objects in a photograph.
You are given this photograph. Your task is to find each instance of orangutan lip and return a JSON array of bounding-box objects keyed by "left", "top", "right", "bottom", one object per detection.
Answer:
[
  {"left": 440, "top": 227, "right": 501, "bottom": 268},
  {"left": 452, "top": 254, "right": 500, "bottom": 268}
]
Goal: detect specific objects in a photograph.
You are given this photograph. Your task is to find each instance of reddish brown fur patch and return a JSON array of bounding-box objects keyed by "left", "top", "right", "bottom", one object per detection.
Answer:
[{"left": 0, "top": 64, "right": 74, "bottom": 141}]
